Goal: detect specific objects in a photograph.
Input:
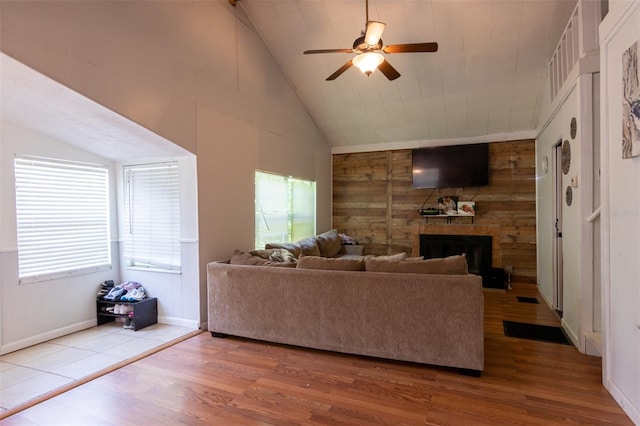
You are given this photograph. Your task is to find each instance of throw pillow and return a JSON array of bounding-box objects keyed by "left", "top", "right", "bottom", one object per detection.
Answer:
[
  {"left": 230, "top": 250, "right": 296, "bottom": 267},
  {"left": 297, "top": 255, "right": 365, "bottom": 271},
  {"left": 264, "top": 242, "right": 302, "bottom": 258},
  {"left": 230, "top": 251, "right": 270, "bottom": 266},
  {"left": 249, "top": 248, "right": 297, "bottom": 264},
  {"left": 315, "top": 229, "right": 342, "bottom": 257}
]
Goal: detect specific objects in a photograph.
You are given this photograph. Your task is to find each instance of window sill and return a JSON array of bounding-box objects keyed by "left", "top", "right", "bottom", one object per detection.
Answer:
[
  {"left": 19, "top": 265, "right": 112, "bottom": 284},
  {"left": 126, "top": 266, "right": 182, "bottom": 275}
]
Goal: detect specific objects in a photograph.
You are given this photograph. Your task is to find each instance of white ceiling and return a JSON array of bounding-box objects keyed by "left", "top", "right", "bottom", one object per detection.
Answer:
[
  {"left": 239, "top": 0, "right": 578, "bottom": 151},
  {"left": 0, "top": 1, "right": 579, "bottom": 156}
]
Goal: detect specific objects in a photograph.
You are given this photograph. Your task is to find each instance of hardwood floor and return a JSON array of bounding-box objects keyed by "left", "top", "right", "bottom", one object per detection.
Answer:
[{"left": 2, "top": 284, "right": 632, "bottom": 425}]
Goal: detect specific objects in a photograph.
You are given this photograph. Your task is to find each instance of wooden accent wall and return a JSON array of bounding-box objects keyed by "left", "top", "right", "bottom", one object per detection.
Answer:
[{"left": 332, "top": 140, "right": 537, "bottom": 284}]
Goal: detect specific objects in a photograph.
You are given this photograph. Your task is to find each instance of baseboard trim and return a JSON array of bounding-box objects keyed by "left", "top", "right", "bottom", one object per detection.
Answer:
[
  {"left": 606, "top": 377, "right": 640, "bottom": 426},
  {"left": 158, "top": 316, "right": 199, "bottom": 330},
  {"left": 1, "top": 319, "right": 96, "bottom": 355},
  {"left": 560, "top": 318, "right": 579, "bottom": 347},
  {"left": 584, "top": 331, "right": 602, "bottom": 357}
]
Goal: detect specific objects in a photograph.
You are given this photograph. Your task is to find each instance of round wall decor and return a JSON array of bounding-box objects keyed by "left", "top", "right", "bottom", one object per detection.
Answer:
[
  {"left": 561, "top": 140, "right": 571, "bottom": 174},
  {"left": 570, "top": 117, "right": 577, "bottom": 139},
  {"left": 566, "top": 186, "right": 573, "bottom": 206}
]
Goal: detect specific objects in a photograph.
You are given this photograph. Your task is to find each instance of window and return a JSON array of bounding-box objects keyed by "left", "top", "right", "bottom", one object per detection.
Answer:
[
  {"left": 123, "top": 162, "right": 181, "bottom": 272},
  {"left": 14, "top": 155, "right": 111, "bottom": 282},
  {"left": 255, "top": 171, "right": 315, "bottom": 249}
]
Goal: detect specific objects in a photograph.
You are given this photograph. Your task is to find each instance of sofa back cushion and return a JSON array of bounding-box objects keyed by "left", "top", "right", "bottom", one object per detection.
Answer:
[
  {"left": 365, "top": 254, "right": 468, "bottom": 275},
  {"left": 297, "top": 237, "right": 321, "bottom": 256},
  {"left": 370, "top": 252, "right": 407, "bottom": 262},
  {"left": 315, "top": 229, "right": 342, "bottom": 257},
  {"left": 297, "top": 255, "right": 365, "bottom": 271}
]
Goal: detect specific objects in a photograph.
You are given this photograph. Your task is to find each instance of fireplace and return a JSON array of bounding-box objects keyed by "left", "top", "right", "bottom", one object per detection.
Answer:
[{"left": 420, "top": 234, "right": 497, "bottom": 288}]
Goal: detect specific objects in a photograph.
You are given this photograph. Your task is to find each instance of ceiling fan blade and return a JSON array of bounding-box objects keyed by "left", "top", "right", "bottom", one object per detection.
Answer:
[
  {"left": 383, "top": 42, "right": 439, "bottom": 54},
  {"left": 304, "top": 48, "right": 353, "bottom": 54},
  {"left": 377, "top": 59, "right": 400, "bottom": 81},
  {"left": 326, "top": 60, "right": 354, "bottom": 81},
  {"left": 364, "top": 21, "right": 386, "bottom": 46}
]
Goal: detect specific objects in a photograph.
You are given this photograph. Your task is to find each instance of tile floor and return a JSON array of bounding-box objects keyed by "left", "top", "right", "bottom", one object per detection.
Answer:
[{"left": 0, "top": 322, "right": 197, "bottom": 413}]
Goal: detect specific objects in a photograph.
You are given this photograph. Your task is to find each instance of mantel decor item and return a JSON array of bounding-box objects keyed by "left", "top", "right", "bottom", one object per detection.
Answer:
[
  {"left": 561, "top": 140, "right": 571, "bottom": 174},
  {"left": 457, "top": 201, "right": 476, "bottom": 216},
  {"left": 570, "top": 117, "right": 577, "bottom": 139},
  {"left": 622, "top": 37, "right": 640, "bottom": 159},
  {"left": 566, "top": 186, "right": 573, "bottom": 206},
  {"left": 437, "top": 196, "right": 458, "bottom": 215}
]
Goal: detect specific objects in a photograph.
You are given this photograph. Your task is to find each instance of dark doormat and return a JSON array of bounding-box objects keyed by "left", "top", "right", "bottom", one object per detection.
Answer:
[
  {"left": 503, "top": 321, "right": 571, "bottom": 345},
  {"left": 516, "top": 296, "right": 539, "bottom": 304}
]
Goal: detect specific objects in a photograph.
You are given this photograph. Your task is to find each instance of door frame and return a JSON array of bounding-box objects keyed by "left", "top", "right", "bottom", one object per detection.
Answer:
[{"left": 552, "top": 140, "right": 564, "bottom": 314}]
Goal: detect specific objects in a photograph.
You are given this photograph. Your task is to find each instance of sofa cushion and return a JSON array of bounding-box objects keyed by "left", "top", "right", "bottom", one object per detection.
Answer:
[
  {"left": 405, "top": 256, "right": 425, "bottom": 261},
  {"left": 297, "top": 237, "right": 321, "bottom": 257},
  {"left": 315, "top": 229, "right": 342, "bottom": 257},
  {"left": 230, "top": 251, "right": 296, "bottom": 267},
  {"left": 365, "top": 254, "right": 468, "bottom": 275},
  {"left": 297, "top": 255, "right": 365, "bottom": 271},
  {"left": 369, "top": 252, "right": 407, "bottom": 262}
]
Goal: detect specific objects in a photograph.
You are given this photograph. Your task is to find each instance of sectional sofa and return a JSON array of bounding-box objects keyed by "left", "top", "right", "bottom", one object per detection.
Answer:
[{"left": 206, "top": 232, "right": 484, "bottom": 374}]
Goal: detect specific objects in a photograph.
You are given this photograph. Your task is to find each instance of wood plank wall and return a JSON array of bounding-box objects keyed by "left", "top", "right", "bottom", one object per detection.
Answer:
[{"left": 332, "top": 140, "right": 537, "bottom": 284}]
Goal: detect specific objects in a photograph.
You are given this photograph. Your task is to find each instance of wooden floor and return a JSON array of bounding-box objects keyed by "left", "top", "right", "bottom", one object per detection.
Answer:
[{"left": 2, "top": 284, "right": 632, "bottom": 426}]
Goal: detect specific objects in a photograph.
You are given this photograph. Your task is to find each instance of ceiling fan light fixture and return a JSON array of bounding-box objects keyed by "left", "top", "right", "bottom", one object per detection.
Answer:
[
  {"left": 364, "top": 21, "right": 386, "bottom": 46},
  {"left": 352, "top": 52, "right": 384, "bottom": 75}
]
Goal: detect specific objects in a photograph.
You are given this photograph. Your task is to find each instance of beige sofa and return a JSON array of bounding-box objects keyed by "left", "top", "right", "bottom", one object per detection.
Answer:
[{"left": 207, "top": 258, "right": 484, "bottom": 374}]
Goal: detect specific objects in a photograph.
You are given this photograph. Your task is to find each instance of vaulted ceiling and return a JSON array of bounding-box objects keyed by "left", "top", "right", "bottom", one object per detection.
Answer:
[{"left": 238, "top": 0, "right": 578, "bottom": 151}]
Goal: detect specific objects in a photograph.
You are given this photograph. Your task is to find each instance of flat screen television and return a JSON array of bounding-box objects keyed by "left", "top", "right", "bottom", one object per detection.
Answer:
[{"left": 412, "top": 143, "right": 489, "bottom": 189}]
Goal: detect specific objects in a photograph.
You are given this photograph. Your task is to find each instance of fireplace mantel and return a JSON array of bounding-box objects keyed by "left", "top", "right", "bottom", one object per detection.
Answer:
[{"left": 412, "top": 224, "right": 502, "bottom": 268}]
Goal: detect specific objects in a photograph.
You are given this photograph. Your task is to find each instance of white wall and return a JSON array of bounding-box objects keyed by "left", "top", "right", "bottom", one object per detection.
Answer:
[
  {"left": 0, "top": 1, "right": 332, "bottom": 328},
  {"left": 599, "top": 1, "right": 640, "bottom": 423},
  {"left": 0, "top": 121, "right": 120, "bottom": 354}
]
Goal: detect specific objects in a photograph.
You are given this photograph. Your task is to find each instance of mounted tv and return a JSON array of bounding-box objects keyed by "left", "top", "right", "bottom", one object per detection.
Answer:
[{"left": 412, "top": 143, "right": 489, "bottom": 189}]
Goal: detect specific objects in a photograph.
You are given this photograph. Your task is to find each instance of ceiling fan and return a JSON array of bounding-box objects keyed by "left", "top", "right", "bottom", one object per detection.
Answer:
[{"left": 303, "top": 0, "right": 438, "bottom": 81}]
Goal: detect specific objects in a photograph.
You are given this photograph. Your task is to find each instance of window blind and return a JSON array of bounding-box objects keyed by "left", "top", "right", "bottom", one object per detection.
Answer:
[
  {"left": 14, "top": 155, "right": 111, "bottom": 282},
  {"left": 255, "top": 172, "right": 289, "bottom": 249},
  {"left": 255, "top": 171, "right": 315, "bottom": 249},
  {"left": 123, "top": 163, "right": 181, "bottom": 271},
  {"left": 291, "top": 178, "right": 316, "bottom": 242}
]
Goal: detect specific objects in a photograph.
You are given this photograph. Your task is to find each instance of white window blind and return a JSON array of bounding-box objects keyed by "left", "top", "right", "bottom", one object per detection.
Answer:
[
  {"left": 290, "top": 177, "right": 316, "bottom": 242},
  {"left": 14, "top": 155, "right": 111, "bottom": 282},
  {"left": 255, "top": 171, "right": 316, "bottom": 249},
  {"left": 124, "top": 163, "right": 181, "bottom": 272}
]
